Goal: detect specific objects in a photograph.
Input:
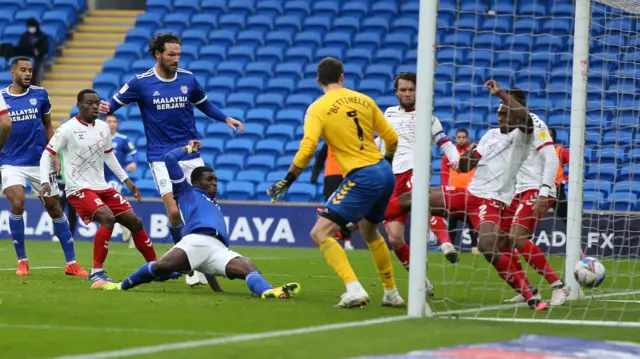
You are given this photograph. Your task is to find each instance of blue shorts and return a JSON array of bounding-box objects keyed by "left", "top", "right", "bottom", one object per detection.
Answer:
[{"left": 325, "top": 160, "right": 395, "bottom": 225}]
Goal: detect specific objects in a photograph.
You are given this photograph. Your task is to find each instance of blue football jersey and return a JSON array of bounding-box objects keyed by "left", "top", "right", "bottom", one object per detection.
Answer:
[
  {"left": 0, "top": 86, "right": 51, "bottom": 166},
  {"left": 104, "top": 132, "right": 136, "bottom": 182},
  {"left": 111, "top": 67, "right": 206, "bottom": 162}
]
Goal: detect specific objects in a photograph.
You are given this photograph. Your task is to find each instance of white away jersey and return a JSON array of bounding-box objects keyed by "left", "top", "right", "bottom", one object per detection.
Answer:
[
  {"left": 515, "top": 113, "right": 557, "bottom": 197},
  {"left": 467, "top": 128, "right": 533, "bottom": 205},
  {"left": 379, "top": 106, "right": 457, "bottom": 174},
  {"left": 45, "top": 117, "right": 113, "bottom": 194}
]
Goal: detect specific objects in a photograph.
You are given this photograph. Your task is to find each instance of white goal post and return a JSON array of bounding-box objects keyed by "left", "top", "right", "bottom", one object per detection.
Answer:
[{"left": 409, "top": 0, "right": 640, "bottom": 322}]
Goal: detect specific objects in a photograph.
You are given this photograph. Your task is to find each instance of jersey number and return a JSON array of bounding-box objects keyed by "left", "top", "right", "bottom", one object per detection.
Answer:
[
  {"left": 113, "top": 193, "right": 127, "bottom": 204},
  {"left": 478, "top": 204, "right": 487, "bottom": 221},
  {"left": 346, "top": 111, "right": 364, "bottom": 150},
  {"left": 94, "top": 198, "right": 104, "bottom": 206}
]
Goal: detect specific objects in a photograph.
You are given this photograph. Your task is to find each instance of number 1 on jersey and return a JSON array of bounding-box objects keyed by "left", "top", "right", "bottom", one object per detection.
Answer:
[{"left": 346, "top": 111, "right": 364, "bottom": 150}]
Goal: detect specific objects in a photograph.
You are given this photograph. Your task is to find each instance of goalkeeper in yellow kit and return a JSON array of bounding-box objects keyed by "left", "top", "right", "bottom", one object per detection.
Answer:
[{"left": 268, "top": 57, "right": 403, "bottom": 309}]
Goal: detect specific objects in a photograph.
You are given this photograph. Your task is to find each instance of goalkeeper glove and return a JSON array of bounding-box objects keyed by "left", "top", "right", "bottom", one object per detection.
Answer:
[{"left": 267, "top": 172, "right": 297, "bottom": 203}]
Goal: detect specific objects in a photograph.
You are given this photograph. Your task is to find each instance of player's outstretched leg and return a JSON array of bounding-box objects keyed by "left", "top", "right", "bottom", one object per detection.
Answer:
[
  {"left": 4, "top": 186, "right": 29, "bottom": 275},
  {"left": 224, "top": 257, "right": 300, "bottom": 299},
  {"left": 311, "top": 216, "right": 369, "bottom": 308},
  {"left": 42, "top": 195, "right": 88, "bottom": 276},
  {"left": 501, "top": 248, "right": 540, "bottom": 303},
  {"left": 430, "top": 215, "right": 459, "bottom": 264},
  {"left": 510, "top": 224, "right": 568, "bottom": 306},
  {"left": 87, "top": 207, "right": 118, "bottom": 282},
  {"left": 116, "top": 210, "right": 158, "bottom": 263}
]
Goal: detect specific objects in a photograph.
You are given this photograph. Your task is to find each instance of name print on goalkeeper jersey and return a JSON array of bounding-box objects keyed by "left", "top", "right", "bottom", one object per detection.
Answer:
[{"left": 109, "top": 67, "right": 205, "bottom": 162}]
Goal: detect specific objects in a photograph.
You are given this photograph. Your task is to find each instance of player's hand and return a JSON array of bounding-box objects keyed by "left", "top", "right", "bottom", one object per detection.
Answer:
[
  {"left": 50, "top": 155, "right": 61, "bottom": 175},
  {"left": 533, "top": 194, "right": 550, "bottom": 220},
  {"left": 39, "top": 183, "right": 51, "bottom": 203},
  {"left": 98, "top": 100, "right": 110, "bottom": 115},
  {"left": 449, "top": 159, "right": 460, "bottom": 172},
  {"left": 485, "top": 80, "right": 501, "bottom": 95},
  {"left": 125, "top": 162, "right": 136, "bottom": 173},
  {"left": 124, "top": 178, "right": 142, "bottom": 201},
  {"left": 225, "top": 117, "right": 244, "bottom": 133},
  {"left": 188, "top": 140, "right": 202, "bottom": 152},
  {"left": 267, "top": 180, "right": 291, "bottom": 203}
]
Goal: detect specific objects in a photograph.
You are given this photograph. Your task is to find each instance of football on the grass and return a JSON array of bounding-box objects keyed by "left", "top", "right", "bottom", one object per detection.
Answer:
[{"left": 574, "top": 257, "right": 606, "bottom": 288}]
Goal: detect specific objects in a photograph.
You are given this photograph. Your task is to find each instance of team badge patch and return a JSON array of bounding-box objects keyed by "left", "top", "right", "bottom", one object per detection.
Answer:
[
  {"left": 180, "top": 86, "right": 188, "bottom": 94},
  {"left": 539, "top": 131, "right": 549, "bottom": 140},
  {"left": 29, "top": 98, "right": 37, "bottom": 106}
]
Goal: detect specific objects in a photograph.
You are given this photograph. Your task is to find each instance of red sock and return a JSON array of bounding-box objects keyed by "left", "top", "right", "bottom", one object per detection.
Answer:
[
  {"left": 93, "top": 226, "right": 112, "bottom": 269},
  {"left": 501, "top": 248, "right": 531, "bottom": 288},
  {"left": 493, "top": 254, "right": 534, "bottom": 301},
  {"left": 519, "top": 241, "right": 560, "bottom": 286},
  {"left": 393, "top": 243, "right": 411, "bottom": 271},
  {"left": 430, "top": 216, "right": 452, "bottom": 244},
  {"left": 132, "top": 229, "right": 158, "bottom": 262},
  {"left": 384, "top": 196, "right": 405, "bottom": 220}
]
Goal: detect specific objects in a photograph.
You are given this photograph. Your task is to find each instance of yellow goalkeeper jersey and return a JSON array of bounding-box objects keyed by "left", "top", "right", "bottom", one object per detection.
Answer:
[{"left": 293, "top": 87, "right": 398, "bottom": 175}]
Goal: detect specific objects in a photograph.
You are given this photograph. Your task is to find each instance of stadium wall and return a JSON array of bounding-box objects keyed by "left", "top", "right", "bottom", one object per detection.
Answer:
[{"left": 0, "top": 197, "right": 637, "bottom": 258}]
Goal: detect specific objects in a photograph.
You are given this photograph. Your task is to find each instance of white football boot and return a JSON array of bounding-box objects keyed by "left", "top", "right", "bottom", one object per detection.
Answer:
[
  {"left": 382, "top": 288, "right": 406, "bottom": 308},
  {"left": 441, "top": 242, "right": 459, "bottom": 264},
  {"left": 334, "top": 290, "right": 370, "bottom": 309},
  {"left": 550, "top": 285, "right": 570, "bottom": 306}
]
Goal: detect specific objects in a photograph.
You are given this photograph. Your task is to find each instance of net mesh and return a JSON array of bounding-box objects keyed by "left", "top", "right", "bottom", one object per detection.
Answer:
[{"left": 425, "top": 0, "right": 640, "bottom": 322}]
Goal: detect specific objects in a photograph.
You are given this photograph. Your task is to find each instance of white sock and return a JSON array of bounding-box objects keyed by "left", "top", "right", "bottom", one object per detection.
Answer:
[
  {"left": 346, "top": 280, "right": 364, "bottom": 293},
  {"left": 90, "top": 268, "right": 103, "bottom": 275},
  {"left": 66, "top": 260, "right": 76, "bottom": 265},
  {"left": 551, "top": 280, "right": 564, "bottom": 288},
  {"left": 384, "top": 288, "right": 398, "bottom": 296},
  {"left": 18, "top": 258, "right": 28, "bottom": 263}
]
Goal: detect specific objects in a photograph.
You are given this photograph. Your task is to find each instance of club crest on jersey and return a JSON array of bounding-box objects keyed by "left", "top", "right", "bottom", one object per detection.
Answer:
[
  {"left": 99, "top": 131, "right": 104, "bottom": 138},
  {"left": 180, "top": 86, "right": 188, "bottom": 94},
  {"left": 29, "top": 98, "right": 37, "bottom": 106}
]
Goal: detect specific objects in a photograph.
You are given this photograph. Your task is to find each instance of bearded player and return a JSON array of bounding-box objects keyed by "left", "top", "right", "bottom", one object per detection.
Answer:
[
  {"left": 98, "top": 32, "right": 243, "bottom": 287},
  {"left": 376, "top": 72, "right": 460, "bottom": 272},
  {"left": 40, "top": 89, "right": 158, "bottom": 282},
  {"left": 387, "top": 81, "right": 549, "bottom": 310},
  {"left": 497, "top": 91, "right": 569, "bottom": 306}
]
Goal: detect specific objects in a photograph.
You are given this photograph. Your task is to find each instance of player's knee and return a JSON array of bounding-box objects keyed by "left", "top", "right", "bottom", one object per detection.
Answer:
[
  {"left": 153, "top": 259, "right": 174, "bottom": 277},
  {"left": 167, "top": 208, "right": 181, "bottom": 224},
  {"left": 310, "top": 225, "right": 327, "bottom": 245},
  {"left": 398, "top": 193, "right": 412, "bottom": 211},
  {"left": 129, "top": 216, "right": 144, "bottom": 232},
  {"left": 99, "top": 213, "right": 116, "bottom": 229},
  {"left": 388, "top": 234, "right": 405, "bottom": 249},
  {"left": 44, "top": 202, "right": 63, "bottom": 219},
  {"left": 9, "top": 199, "right": 25, "bottom": 214}
]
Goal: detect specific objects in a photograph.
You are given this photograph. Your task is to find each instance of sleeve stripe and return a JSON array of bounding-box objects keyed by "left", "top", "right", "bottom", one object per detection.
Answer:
[
  {"left": 112, "top": 95, "right": 126, "bottom": 106},
  {"left": 130, "top": 150, "right": 137, "bottom": 155},
  {"left": 46, "top": 146, "right": 57, "bottom": 155},
  {"left": 436, "top": 137, "right": 451, "bottom": 147},
  {"left": 45, "top": 110, "right": 52, "bottom": 115},
  {"left": 0, "top": 109, "right": 8, "bottom": 116},
  {"left": 171, "top": 176, "right": 186, "bottom": 184},
  {"left": 193, "top": 95, "right": 208, "bottom": 105},
  {"left": 104, "top": 148, "right": 114, "bottom": 153},
  {"left": 475, "top": 151, "right": 482, "bottom": 159},
  {"left": 536, "top": 142, "right": 554, "bottom": 152}
]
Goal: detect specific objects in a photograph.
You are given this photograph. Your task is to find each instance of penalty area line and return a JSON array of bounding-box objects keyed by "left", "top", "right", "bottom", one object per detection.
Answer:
[
  {"left": 51, "top": 316, "right": 411, "bottom": 359},
  {"left": 0, "top": 323, "right": 236, "bottom": 337},
  {"left": 460, "top": 317, "right": 640, "bottom": 328}
]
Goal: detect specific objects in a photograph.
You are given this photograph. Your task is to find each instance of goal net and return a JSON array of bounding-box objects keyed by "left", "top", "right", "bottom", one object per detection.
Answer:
[{"left": 412, "top": 0, "right": 640, "bottom": 325}]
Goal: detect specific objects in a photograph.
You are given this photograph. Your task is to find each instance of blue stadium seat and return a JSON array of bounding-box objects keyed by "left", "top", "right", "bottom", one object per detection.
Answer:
[
  {"left": 341, "top": 1, "right": 369, "bottom": 18},
  {"left": 442, "top": 31, "right": 475, "bottom": 48},
  {"left": 400, "top": 1, "right": 419, "bottom": 17},
  {"left": 225, "top": 139, "right": 255, "bottom": 156},
  {"left": 474, "top": 33, "right": 503, "bottom": 50},
  {"left": 253, "top": 182, "right": 272, "bottom": 201},
  {"left": 255, "top": 1, "right": 282, "bottom": 17},
  {"left": 226, "top": 93, "right": 255, "bottom": 111},
  {"left": 548, "top": 2, "right": 574, "bottom": 17},
  {"left": 146, "top": 0, "right": 171, "bottom": 15},
  {"left": 255, "top": 93, "right": 285, "bottom": 111},
  {"left": 333, "top": 16, "right": 360, "bottom": 35},
  {"left": 244, "top": 62, "right": 274, "bottom": 80},
  {"left": 286, "top": 47, "right": 314, "bottom": 65},
  {"left": 136, "top": 179, "right": 159, "bottom": 198},
  {"left": 256, "top": 46, "right": 284, "bottom": 64},
  {"left": 276, "top": 109, "right": 304, "bottom": 126},
  {"left": 199, "top": 45, "right": 227, "bottom": 63},
  {"left": 115, "top": 43, "right": 143, "bottom": 62},
  {"left": 200, "top": 138, "right": 225, "bottom": 158},
  {"left": 586, "top": 164, "right": 618, "bottom": 182},
  {"left": 188, "top": 60, "right": 216, "bottom": 77},
  {"left": 364, "top": 64, "right": 394, "bottom": 83},
  {"left": 602, "top": 130, "right": 634, "bottom": 147},
  {"left": 215, "top": 169, "right": 236, "bottom": 184},
  {"left": 206, "top": 122, "right": 235, "bottom": 141},
  {"left": 613, "top": 181, "right": 640, "bottom": 195},
  {"left": 93, "top": 73, "right": 119, "bottom": 89},
  {"left": 371, "top": 1, "right": 399, "bottom": 19},
  {"left": 216, "top": 154, "right": 246, "bottom": 172},
  {"left": 237, "top": 30, "right": 265, "bottom": 47},
  {"left": 209, "top": 30, "right": 237, "bottom": 48},
  {"left": 383, "top": 32, "right": 412, "bottom": 51},
  {"left": 391, "top": 18, "right": 418, "bottom": 34},
  {"left": 266, "top": 170, "right": 288, "bottom": 182},
  {"left": 375, "top": 48, "right": 403, "bottom": 68},
  {"left": 173, "top": 0, "right": 199, "bottom": 15},
  {"left": 246, "top": 14, "right": 273, "bottom": 32},
  {"left": 182, "top": 29, "right": 209, "bottom": 48},
  {"left": 190, "top": 13, "right": 217, "bottom": 33},
  {"left": 207, "top": 76, "right": 235, "bottom": 94},
  {"left": 266, "top": 124, "right": 295, "bottom": 141},
  {"left": 219, "top": 14, "right": 246, "bottom": 32},
  {"left": 246, "top": 154, "right": 276, "bottom": 172},
  {"left": 284, "top": 140, "right": 300, "bottom": 156},
  {"left": 345, "top": 48, "right": 372, "bottom": 68},
  {"left": 276, "top": 155, "right": 295, "bottom": 170},
  {"left": 481, "top": 17, "right": 512, "bottom": 33},
  {"left": 518, "top": 2, "right": 546, "bottom": 17},
  {"left": 236, "top": 170, "right": 266, "bottom": 184},
  {"left": 294, "top": 31, "right": 323, "bottom": 50},
  {"left": 629, "top": 149, "right": 640, "bottom": 163},
  {"left": 135, "top": 12, "right": 162, "bottom": 32},
  {"left": 246, "top": 108, "right": 275, "bottom": 126},
  {"left": 287, "top": 183, "right": 317, "bottom": 202},
  {"left": 534, "top": 35, "right": 566, "bottom": 52},
  {"left": 376, "top": 95, "right": 396, "bottom": 109},
  {"left": 606, "top": 192, "right": 638, "bottom": 212},
  {"left": 275, "top": 63, "right": 303, "bottom": 81},
  {"left": 225, "top": 182, "right": 255, "bottom": 200},
  {"left": 284, "top": 1, "right": 311, "bottom": 17},
  {"left": 294, "top": 125, "right": 304, "bottom": 140},
  {"left": 236, "top": 77, "right": 265, "bottom": 95},
  {"left": 359, "top": 79, "right": 387, "bottom": 98},
  {"left": 227, "top": 46, "right": 256, "bottom": 63},
  {"left": 324, "top": 32, "right": 351, "bottom": 51},
  {"left": 296, "top": 78, "right": 321, "bottom": 97},
  {"left": 162, "top": 13, "right": 190, "bottom": 33},
  {"left": 254, "top": 139, "right": 285, "bottom": 158},
  {"left": 542, "top": 19, "right": 573, "bottom": 36},
  {"left": 267, "top": 78, "right": 296, "bottom": 96},
  {"left": 354, "top": 32, "right": 382, "bottom": 51},
  {"left": 102, "top": 58, "right": 130, "bottom": 76},
  {"left": 216, "top": 61, "right": 245, "bottom": 79},
  {"left": 228, "top": 0, "right": 257, "bottom": 17},
  {"left": 619, "top": 165, "right": 640, "bottom": 182},
  {"left": 313, "top": 1, "right": 341, "bottom": 17},
  {"left": 361, "top": 17, "right": 389, "bottom": 35},
  {"left": 206, "top": 91, "right": 226, "bottom": 107},
  {"left": 583, "top": 191, "right": 606, "bottom": 211},
  {"left": 274, "top": 16, "right": 302, "bottom": 33},
  {"left": 0, "top": 0, "right": 24, "bottom": 14},
  {"left": 118, "top": 121, "right": 145, "bottom": 139},
  {"left": 285, "top": 94, "right": 313, "bottom": 111},
  {"left": 583, "top": 181, "right": 612, "bottom": 196}
]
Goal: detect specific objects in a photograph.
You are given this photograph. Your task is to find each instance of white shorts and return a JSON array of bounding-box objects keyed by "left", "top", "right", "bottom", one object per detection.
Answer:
[
  {"left": 149, "top": 157, "right": 205, "bottom": 196},
  {"left": 173, "top": 233, "right": 242, "bottom": 277},
  {"left": 1, "top": 165, "right": 60, "bottom": 197}
]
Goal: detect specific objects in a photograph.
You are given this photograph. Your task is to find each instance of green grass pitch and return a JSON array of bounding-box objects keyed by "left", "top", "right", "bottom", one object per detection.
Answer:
[{"left": 0, "top": 240, "right": 638, "bottom": 359}]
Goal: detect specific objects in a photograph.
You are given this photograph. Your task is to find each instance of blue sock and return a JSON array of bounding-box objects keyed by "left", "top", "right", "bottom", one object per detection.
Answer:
[
  {"left": 169, "top": 222, "right": 183, "bottom": 244},
  {"left": 121, "top": 261, "right": 158, "bottom": 290},
  {"left": 52, "top": 215, "right": 76, "bottom": 263},
  {"left": 246, "top": 271, "right": 272, "bottom": 296},
  {"left": 9, "top": 212, "right": 26, "bottom": 260}
]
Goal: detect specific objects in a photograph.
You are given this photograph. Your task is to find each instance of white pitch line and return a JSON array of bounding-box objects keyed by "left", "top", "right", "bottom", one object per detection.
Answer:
[
  {"left": 0, "top": 323, "right": 235, "bottom": 336},
  {"left": 461, "top": 317, "right": 640, "bottom": 328},
  {"left": 50, "top": 315, "right": 411, "bottom": 359},
  {"left": 595, "top": 300, "right": 640, "bottom": 303}
]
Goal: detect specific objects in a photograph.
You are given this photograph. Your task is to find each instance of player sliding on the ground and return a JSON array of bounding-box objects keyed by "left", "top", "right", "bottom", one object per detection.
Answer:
[
  {"left": 40, "top": 89, "right": 158, "bottom": 282},
  {"left": 268, "top": 57, "right": 404, "bottom": 309},
  {"left": 386, "top": 81, "right": 549, "bottom": 311},
  {"left": 376, "top": 71, "right": 460, "bottom": 270},
  {"left": 98, "top": 32, "right": 244, "bottom": 287},
  {"left": 497, "top": 92, "right": 569, "bottom": 306},
  {"left": 1, "top": 57, "right": 88, "bottom": 276},
  {"left": 92, "top": 140, "right": 301, "bottom": 299}
]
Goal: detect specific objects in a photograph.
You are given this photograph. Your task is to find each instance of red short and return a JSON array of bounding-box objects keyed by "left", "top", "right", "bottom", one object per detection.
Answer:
[
  {"left": 501, "top": 189, "right": 555, "bottom": 233},
  {"left": 68, "top": 188, "right": 133, "bottom": 225},
  {"left": 383, "top": 169, "right": 413, "bottom": 225},
  {"left": 442, "top": 186, "right": 504, "bottom": 230}
]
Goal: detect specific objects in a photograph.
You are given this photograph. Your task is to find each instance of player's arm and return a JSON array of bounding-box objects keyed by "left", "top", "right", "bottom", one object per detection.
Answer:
[
  {"left": 485, "top": 80, "right": 533, "bottom": 134},
  {"left": 190, "top": 77, "right": 244, "bottom": 132},
  {"left": 99, "top": 77, "right": 140, "bottom": 115},
  {"left": 441, "top": 154, "right": 450, "bottom": 185},
  {"left": 458, "top": 145, "right": 479, "bottom": 173},
  {"left": 373, "top": 106, "right": 398, "bottom": 163},
  {"left": 310, "top": 142, "right": 328, "bottom": 184},
  {"left": 432, "top": 116, "right": 459, "bottom": 163},
  {"left": 39, "top": 126, "right": 68, "bottom": 196},
  {"left": 0, "top": 94, "right": 12, "bottom": 152},
  {"left": 164, "top": 141, "right": 201, "bottom": 196}
]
